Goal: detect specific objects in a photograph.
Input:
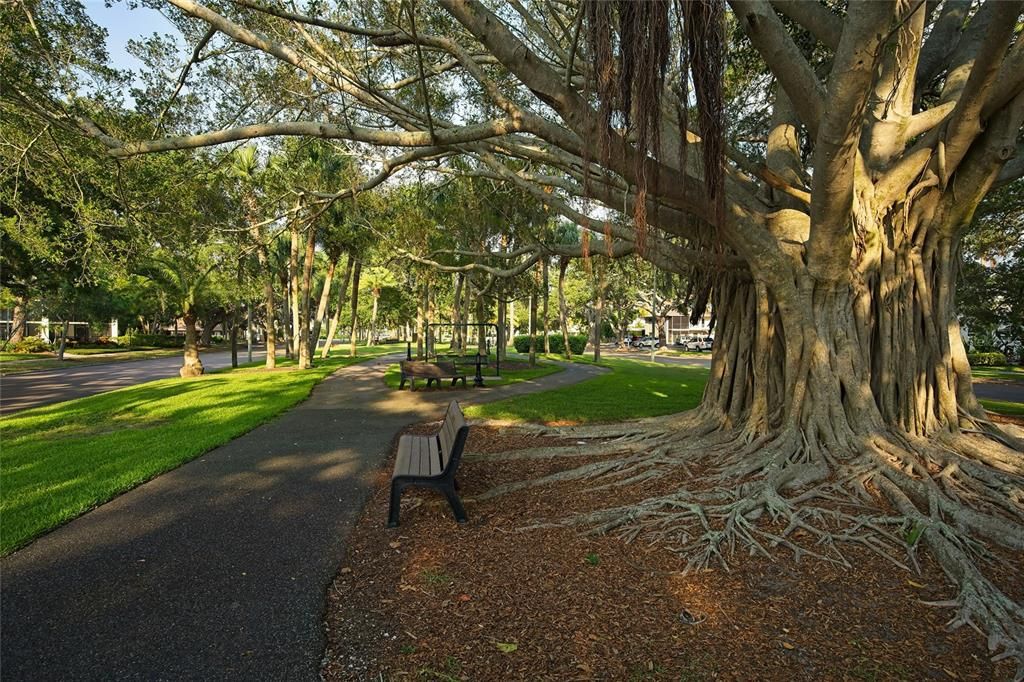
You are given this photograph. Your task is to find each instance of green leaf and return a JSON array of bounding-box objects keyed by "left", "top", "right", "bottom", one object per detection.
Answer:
[{"left": 495, "top": 642, "right": 518, "bottom": 654}]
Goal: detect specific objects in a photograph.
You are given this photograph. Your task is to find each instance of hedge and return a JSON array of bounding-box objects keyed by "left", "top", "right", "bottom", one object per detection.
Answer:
[
  {"left": 967, "top": 352, "right": 1008, "bottom": 367},
  {"left": 513, "top": 333, "right": 588, "bottom": 355},
  {"left": 116, "top": 333, "right": 184, "bottom": 348}
]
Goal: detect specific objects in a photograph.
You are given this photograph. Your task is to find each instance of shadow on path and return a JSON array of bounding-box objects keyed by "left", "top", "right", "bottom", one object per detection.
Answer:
[{"left": 0, "top": 355, "right": 603, "bottom": 680}]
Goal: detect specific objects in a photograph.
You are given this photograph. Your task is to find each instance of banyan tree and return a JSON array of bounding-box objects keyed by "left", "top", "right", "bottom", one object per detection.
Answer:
[{"left": 10, "top": 0, "right": 1024, "bottom": 668}]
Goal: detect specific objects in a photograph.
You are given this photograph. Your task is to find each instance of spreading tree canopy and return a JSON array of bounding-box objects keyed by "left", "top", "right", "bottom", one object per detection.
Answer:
[{"left": 5, "top": 0, "right": 1024, "bottom": 669}]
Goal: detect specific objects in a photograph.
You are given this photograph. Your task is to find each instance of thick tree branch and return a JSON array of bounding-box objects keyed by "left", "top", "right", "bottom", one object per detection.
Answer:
[
  {"left": 769, "top": 0, "right": 842, "bottom": 50},
  {"left": 730, "top": 0, "right": 825, "bottom": 138}
]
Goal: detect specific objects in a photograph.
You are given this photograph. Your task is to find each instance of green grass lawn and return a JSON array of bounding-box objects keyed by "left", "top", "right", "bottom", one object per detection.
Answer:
[
  {"left": 465, "top": 357, "right": 708, "bottom": 424},
  {"left": 382, "top": 359, "right": 562, "bottom": 389},
  {"left": 971, "top": 365, "right": 1024, "bottom": 381},
  {"left": 0, "top": 353, "right": 41, "bottom": 362},
  {"left": 980, "top": 398, "right": 1024, "bottom": 417},
  {"left": 0, "top": 343, "right": 403, "bottom": 555}
]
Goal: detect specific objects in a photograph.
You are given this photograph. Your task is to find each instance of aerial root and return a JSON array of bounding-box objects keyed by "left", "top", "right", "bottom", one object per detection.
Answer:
[{"left": 481, "top": 422, "right": 1024, "bottom": 672}]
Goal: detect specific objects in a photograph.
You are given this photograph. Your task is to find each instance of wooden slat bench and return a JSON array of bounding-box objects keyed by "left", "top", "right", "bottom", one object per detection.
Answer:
[
  {"left": 398, "top": 360, "right": 467, "bottom": 390},
  {"left": 388, "top": 400, "right": 469, "bottom": 527}
]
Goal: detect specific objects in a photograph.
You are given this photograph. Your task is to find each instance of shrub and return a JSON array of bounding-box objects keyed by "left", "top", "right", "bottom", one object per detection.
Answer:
[
  {"left": 967, "top": 352, "right": 1007, "bottom": 367},
  {"left": 513, "top": 333, "right": 588, "bottom": 355},
  {"left": 116, "top": 333, "right": 183, "bottom": 348},
  {"left": 11, "top": 336, "right": 52, "bottom": 353}
]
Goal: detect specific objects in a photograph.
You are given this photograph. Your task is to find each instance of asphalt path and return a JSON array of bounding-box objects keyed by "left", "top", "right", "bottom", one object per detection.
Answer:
[
  {"left": 0, "top": 355, "right": 604, "bottom": 681},
  {"left": 611, "top": 349, "right": 1023, "bottom": 403},
  {"left": 0, "top": 348, "right": 270, "bottom": 415}
]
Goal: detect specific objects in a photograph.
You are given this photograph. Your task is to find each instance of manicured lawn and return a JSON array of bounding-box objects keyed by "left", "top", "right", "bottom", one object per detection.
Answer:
[
  {"left": 465, "top": 357, "right": 708, "bottom": 424},
  {"left": 971, "top": 365, "right": 1024, "bottom": 381},
  {"left": 0, "top": 344, "right": 403, "bottom": 555},
  {"left": 382, "top": 359, "right": 562, "bottom": 389},
  {"left": 0, "top": 353, "right": 42, "bottom": 362},
  {"left": 981, "top": 399, "right": 1024, "bottom": 417}
]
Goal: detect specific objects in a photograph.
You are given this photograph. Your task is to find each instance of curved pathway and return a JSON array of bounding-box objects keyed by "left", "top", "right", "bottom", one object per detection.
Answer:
[{"left": 0, "top": 355, "right": 603, "bottom": 681}]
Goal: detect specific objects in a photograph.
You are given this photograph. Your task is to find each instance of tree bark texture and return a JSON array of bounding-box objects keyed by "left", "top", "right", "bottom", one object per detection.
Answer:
[{"left": 179, "top": 310, "right": 204, "bottom": 377}]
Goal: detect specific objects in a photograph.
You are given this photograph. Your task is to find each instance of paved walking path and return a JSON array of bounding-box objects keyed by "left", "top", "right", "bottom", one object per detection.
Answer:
[{"left": 0, "top": 355, "right": 604, "bottom": 681}]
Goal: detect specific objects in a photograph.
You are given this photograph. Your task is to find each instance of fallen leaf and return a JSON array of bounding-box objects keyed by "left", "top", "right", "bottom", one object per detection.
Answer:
[
  {"left": 496, "top": 642, "right": 518, "bottom": 653},
  {"left": 782, "top": 642, "right": 795, "bottom": 650},
  {"left": 340, "top": 567, "right": 352, "bottom": 574},
  {"left": 458, "top": 594, "right": 472, "bottom": 602},
  {"left": 389, "top": 541, "right": 401, "bottom": 549},
  {"left": 907, "top": 580, "right": 926, "bottom": 588}
]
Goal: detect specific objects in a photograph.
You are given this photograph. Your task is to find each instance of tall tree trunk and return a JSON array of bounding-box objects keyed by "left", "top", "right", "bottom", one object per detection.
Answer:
[
  {"left": 289, "top": 218, "right": 301, "bottom": 358},
  {"left": 496, "top": 296, "right": 506, "bottom": 362},
  {"left": 297, "top": 222, "right": 317, "bottom": 369},
  {"left": 593, "top": 266, "right": 604, "bottom": 363},
  {"left": 558, "top": 256, "right": 572, "bottom": 360},
  {"left": 528, "top": 291, "right": 537, "bottom": 367},
  {"left": 249, "top": 224, "right": 277, "bottom": 369},
  {"left": 415, "top": 280, "right": 426, "bottom": 359},
  {"left": 462, "top": 274, "right": 473, "bottom": 355},
  {"left": 280, "top": 269, "right": 292, "bottom": 359},
  {"left": 542, "top": 258, "right": 551, "bottom": 353},
  {"left": 179, "top": 310, "right": 204, "bottom": 377},
  {"left": 230, "top": 305, "right": 239, "bottom": 369},
  {"left": 310, "top": 254, "right": 337, "bottom": 359},
  {"left": 452, "top": 273, "right": 464, "bottom": 352},
  {"left": 348, "top": 260, "right": 362, "bottom": 357},
  {"left": 367, "top": 291, "right": 379, "bottom": 347},
  {"left": 321, "top": 253, "right": 353, "bottom": 359}
]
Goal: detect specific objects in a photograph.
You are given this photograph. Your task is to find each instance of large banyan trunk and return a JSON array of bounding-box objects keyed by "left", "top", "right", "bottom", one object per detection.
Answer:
[
  {"left": 179, "top": 311, "right": 204, "bottom": 378},
  {"left": 497, "top": 216, "right": 1024, "bottom": 667}
]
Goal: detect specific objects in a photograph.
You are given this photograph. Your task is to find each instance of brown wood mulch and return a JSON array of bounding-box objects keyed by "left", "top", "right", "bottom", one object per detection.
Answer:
[{"left": 322, "top": 425, "right": 1021, "bottom": 681}]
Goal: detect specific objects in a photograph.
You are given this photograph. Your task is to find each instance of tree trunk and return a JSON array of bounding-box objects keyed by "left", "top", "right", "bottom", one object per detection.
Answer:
[
  {"left": 542, "top": 258, "right": 551, "bottom": 353},
  {"left": 368, "top": 291, "right": 379, "bottom": 347},
  {"left": 55, "top": 321, "right": 67, "bottom": 361},
  {"left": 415, "top": 281, "right": 426, "bottom": 359},
  {"left": 496, "top": 296, "right": 506, "bottom": 362},
  {"left": 297, "top": 222, "right": 317, "bottom": 369},
  {"left": 179, "top": 310, "right": 204, "bottom": 377},
  {"left": 289, "top": 218, "right": 301, "bottom": 358},
  {"left": 249, "top": 224, "right": 278, "bottom": 369},
  {"left": 348, "top": 260, "right": 362, "bottom": 357},
  {"left": 528, "top": 292, "right": 537, "bottom": 367},
  {"left": 593, "top": 266, "right": 604, "bottom": 363},
  {"left": 280, "top": 269, "right": 292, "bottom": 359},
  {"left": 558, "top": 256, "right": 572, "bottom": 360},
  {"left": 321, "top": 253, "right": 353, "bottom": 359},
  {"left": 10, "top": 295, "right": 27, "bottom": 344},
  {"left": 452, "top": 273, "right": 464, "bottom": 352},
  {"left": 310, "top": 255, "right": 338, "bottom": 359},
  {"left": 230, "top": 305, "right": 238, "bottom": 369}
]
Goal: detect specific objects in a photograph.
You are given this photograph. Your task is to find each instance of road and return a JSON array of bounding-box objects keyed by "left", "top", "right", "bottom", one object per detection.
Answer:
[
  {"left": 0, "top": 348, "right": 270, "bottom": 415},
  {"left": 610, "top": 349, "right": 1024, "bottom": 404},
  {"left": 1, "top": 347, "right": 1019, "bottom": 416}
]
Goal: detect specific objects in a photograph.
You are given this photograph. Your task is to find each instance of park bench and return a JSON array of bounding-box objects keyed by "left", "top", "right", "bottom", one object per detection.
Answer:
[
  {"left": 398, "top": 360, "right": 467, "bottom": 390},
  {"left": 388, "top": 400, "right": 469, "bottom": 527}
]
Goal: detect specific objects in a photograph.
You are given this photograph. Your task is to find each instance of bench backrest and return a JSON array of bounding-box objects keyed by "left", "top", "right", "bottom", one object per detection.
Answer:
[{"left": 437, "top": 400, "right": 469, "bottom": 473}]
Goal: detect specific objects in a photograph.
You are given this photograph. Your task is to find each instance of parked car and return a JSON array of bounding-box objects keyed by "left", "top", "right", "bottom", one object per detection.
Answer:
[
  {"left": 685, "top": 335, "right": 714, "bottom": 351},
  {"left": 635, "top": 336, "right": 660, "bottom": 349}
]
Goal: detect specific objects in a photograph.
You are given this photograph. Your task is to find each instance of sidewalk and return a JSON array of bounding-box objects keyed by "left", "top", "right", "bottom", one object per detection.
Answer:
[{"left": 0, "top": 354, "right": 603, "bottom": 680}]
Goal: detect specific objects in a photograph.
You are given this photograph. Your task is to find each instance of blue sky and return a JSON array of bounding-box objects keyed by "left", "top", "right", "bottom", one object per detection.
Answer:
[{"left": 83, "top": 0, "right": 180, "bottom": 72}]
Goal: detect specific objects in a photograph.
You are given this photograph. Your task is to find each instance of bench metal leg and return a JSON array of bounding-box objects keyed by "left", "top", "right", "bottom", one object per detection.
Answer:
[
  {"left": 388, "top": 482, "right": 404, "bottom": 527},
  {"left": 443, "top": 486, "right": 468, "bottom": 523}
]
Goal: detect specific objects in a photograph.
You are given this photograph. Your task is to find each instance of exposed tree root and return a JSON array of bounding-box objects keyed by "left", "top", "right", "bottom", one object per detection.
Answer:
[{"left": 479, "top": 414, "right": 1024, "bottom": 676}]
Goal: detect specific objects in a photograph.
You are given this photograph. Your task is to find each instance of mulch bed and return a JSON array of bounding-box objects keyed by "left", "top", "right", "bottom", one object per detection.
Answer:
[{"left": 322, "top": 424, "right": 1020, "bottom": 681}]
